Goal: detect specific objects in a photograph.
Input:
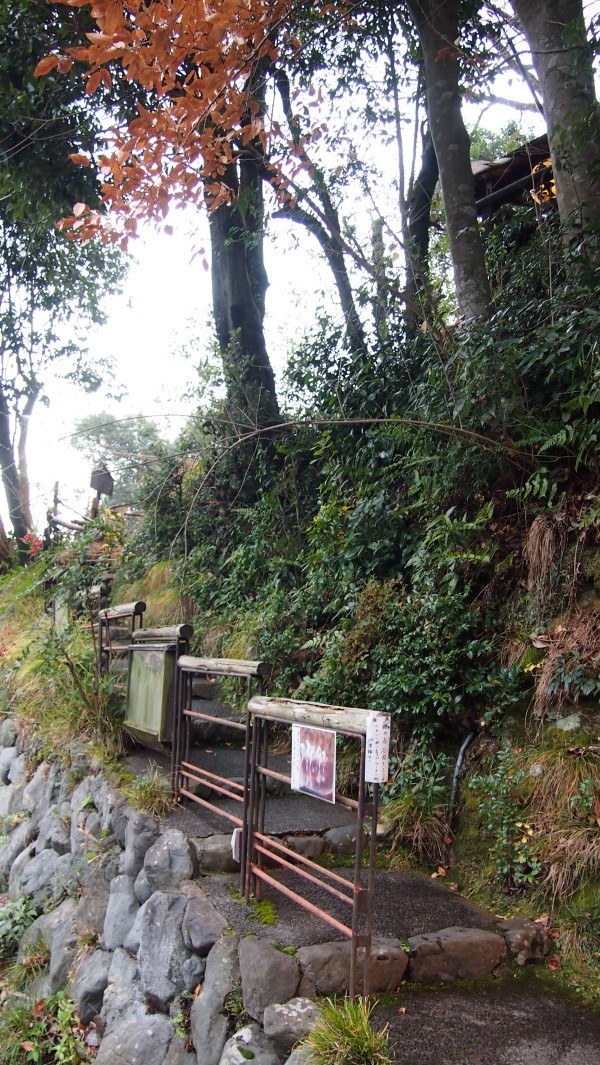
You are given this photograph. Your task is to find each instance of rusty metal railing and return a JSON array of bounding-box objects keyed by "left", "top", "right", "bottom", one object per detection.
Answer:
[
  {"left": 173, "top": 667, "right": 389, "bottom": 997},
  {"left": 172, "top": 656, "right": 271, "bottom": 886},
  {"left": 245, "top": 695, "right": 389, "bottom": 997}
]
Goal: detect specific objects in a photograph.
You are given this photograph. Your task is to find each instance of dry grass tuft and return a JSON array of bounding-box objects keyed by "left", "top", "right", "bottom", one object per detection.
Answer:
[
  {"left": 519, "top": 745, "right": 600, "bottom": 900},
  {"left": 532, "top": 609, "right": 600, "bottom": 718},
  {"left": 383, "top": 798, "right": 447, "bottom": 864},
  {"left": 119, "top": 561, "right": 193, "bottom": 626},
  {"left": 525, "top": 512, "right": 567, "bottom": 601}
]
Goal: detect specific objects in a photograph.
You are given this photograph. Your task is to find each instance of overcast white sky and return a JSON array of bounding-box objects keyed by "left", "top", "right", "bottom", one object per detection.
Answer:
[{"left": 26, "top": 206, "right": 332, "bottom": 526}]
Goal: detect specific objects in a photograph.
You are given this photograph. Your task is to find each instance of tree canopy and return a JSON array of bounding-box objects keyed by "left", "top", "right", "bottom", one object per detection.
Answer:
[
  {"left": 69, "top": 412, "right": 165, "bottom": 506},
  {"left": 40, "top": 2, "right": 599, "bottom": 333},
  {"left": 0, "top": 0, "right": 127, "bottom": 557}
]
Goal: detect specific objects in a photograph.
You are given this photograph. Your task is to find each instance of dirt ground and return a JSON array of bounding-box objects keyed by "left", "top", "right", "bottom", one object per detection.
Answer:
[{"left": 378, "top": 974, "right": 600, "bottom": 1065}]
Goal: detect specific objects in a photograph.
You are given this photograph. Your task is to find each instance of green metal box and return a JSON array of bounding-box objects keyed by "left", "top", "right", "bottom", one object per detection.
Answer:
[{"left": 125, "top": 644, "right": 176, "bottom": 745}]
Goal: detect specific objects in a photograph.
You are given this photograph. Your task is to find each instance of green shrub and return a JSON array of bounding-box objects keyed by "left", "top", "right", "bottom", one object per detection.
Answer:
[
  {"left": 382, "top": 746, "right": 450, "bottom": 862},
  {"left": 0, "top": 897, "right": 37, "bottom": 963},
  {"left": 122, "top": 766, "right": 174, "bottom": 817}
]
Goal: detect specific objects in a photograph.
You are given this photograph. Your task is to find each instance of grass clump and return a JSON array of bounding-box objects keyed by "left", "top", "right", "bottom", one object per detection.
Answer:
[
  {"left": 122, "top": 766, "right": 174, "bottom": 817},
  {"left": 381, "top": 746, "right": 450, "bottom": 864},
  {"left": 303, "top": 997, "right": 393, "bottom": 1065},
  {"left": 2, "top": 943, "right": 50, "bottom": 993},
  {"left": 117, "top": 560, "right": 189, "bottom": 627}
]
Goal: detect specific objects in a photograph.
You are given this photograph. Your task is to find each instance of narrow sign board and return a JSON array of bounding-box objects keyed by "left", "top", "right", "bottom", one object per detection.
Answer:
[{"left": 365, "top": 712, "right": 391, "bottom": 783}]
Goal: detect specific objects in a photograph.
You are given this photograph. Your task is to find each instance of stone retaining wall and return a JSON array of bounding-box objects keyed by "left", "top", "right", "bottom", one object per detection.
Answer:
[{"left": 0, "top": 720, "right": 553, "bottom": 1065}]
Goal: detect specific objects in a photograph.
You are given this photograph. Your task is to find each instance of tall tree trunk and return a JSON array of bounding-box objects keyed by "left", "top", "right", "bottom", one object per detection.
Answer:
[
  {"left": 16, "top": 389, "right": 38, "bottom": 531},
  {"left": 209, "top": 160, "right": 279, "bottom": 430},
  {"left": 372, "top": 218, "right": 388, "bottom": 340},
  {"left": 208, "top": 66, "right": 279, "bottom": 432},
  {"left": 407, "top": 0, "right": 492, "bottom": 320},
  {"left": 0, "top": 384, "right": 29, "bottom": 556},
  {"left": 511, "top": 0, "right": 600, "bottom": 255},
  {"left": 0, "top": 510, "right": 12, "bottom": 567},
  {"left": 408, "top": 125, "right": 439, "bottom": 275},
  {"left": 404, "top": 122, "right": 440, "bottom": 330}
]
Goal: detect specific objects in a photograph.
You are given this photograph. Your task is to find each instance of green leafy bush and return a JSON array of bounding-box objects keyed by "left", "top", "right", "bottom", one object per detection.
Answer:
[
  {"left": 382, "top": 746, "right": 450, "bottom": 862},
  {"left": 469, "top": 751, "right": 542, "bottom": 890},
  {"left": 0, "top": 896, "right": 37, "bottom": 963}
]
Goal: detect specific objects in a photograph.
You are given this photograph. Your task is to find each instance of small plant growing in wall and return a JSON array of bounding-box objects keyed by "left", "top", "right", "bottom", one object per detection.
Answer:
[
  {"left": 0, "top": 897, "right": 38, "bottom": 964},
  {"left": 0, "top": 990, "right": 85, "bottom": 1064},
  {"left": 171, "top": 990, "right": 195, "bottom": 1050},
  {"left": 3, "top": 942, "right": 51, "bottom": 994},
  {"left": 224, "top": 980, "right": 252, "bottom": 1035}
]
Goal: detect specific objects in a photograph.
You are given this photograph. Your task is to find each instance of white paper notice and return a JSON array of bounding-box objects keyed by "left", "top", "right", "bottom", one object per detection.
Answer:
[{"left": 365, "top": 712, "right": 391, "bottom": 783}]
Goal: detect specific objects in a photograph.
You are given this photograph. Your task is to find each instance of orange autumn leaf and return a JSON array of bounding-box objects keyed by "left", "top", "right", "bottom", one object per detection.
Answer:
[
  {"left": 40, "top": 0, "right": 343, "bottom": 242},
  {"left": 85, "top": 70, "right": 103, "bottom": 95},
  {"left": 34, "top": 55, "right": 59, "bottom": 77}
]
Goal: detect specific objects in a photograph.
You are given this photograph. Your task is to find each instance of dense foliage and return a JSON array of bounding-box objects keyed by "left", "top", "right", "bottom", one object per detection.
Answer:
[{"left": 122, "top": 204, "right": 598, "bottom": 728}]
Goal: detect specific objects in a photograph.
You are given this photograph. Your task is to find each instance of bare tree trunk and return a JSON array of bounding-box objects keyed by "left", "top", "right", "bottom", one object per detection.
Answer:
[
  {"left": 208, "top": 65, "right": 279, "bottom": 432},
  {"left": 273, "top": 66, "right": 367, "bottom": 357},
  {"left": 407, "top": 0, "right": 492, "bottom": 320},
  {"left": 0, "top": 384, "right": 29, "bottom": 556},
  {"left": 209, "top": 168, "right": 279, "bottom": 430},
  {"left": 511, "top": 0, "right": 600, "bottom": 254},
  {"left": 273, "top": 202, "right": 368, "bottom": 355},
  {"left": 16, "top": 390, "right": 38, "bottom": 531}
]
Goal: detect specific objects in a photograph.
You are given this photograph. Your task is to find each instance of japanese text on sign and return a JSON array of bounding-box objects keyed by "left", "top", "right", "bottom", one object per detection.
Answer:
[{"left": 365, "top": 712, "right": 391, "bottom": 783}]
